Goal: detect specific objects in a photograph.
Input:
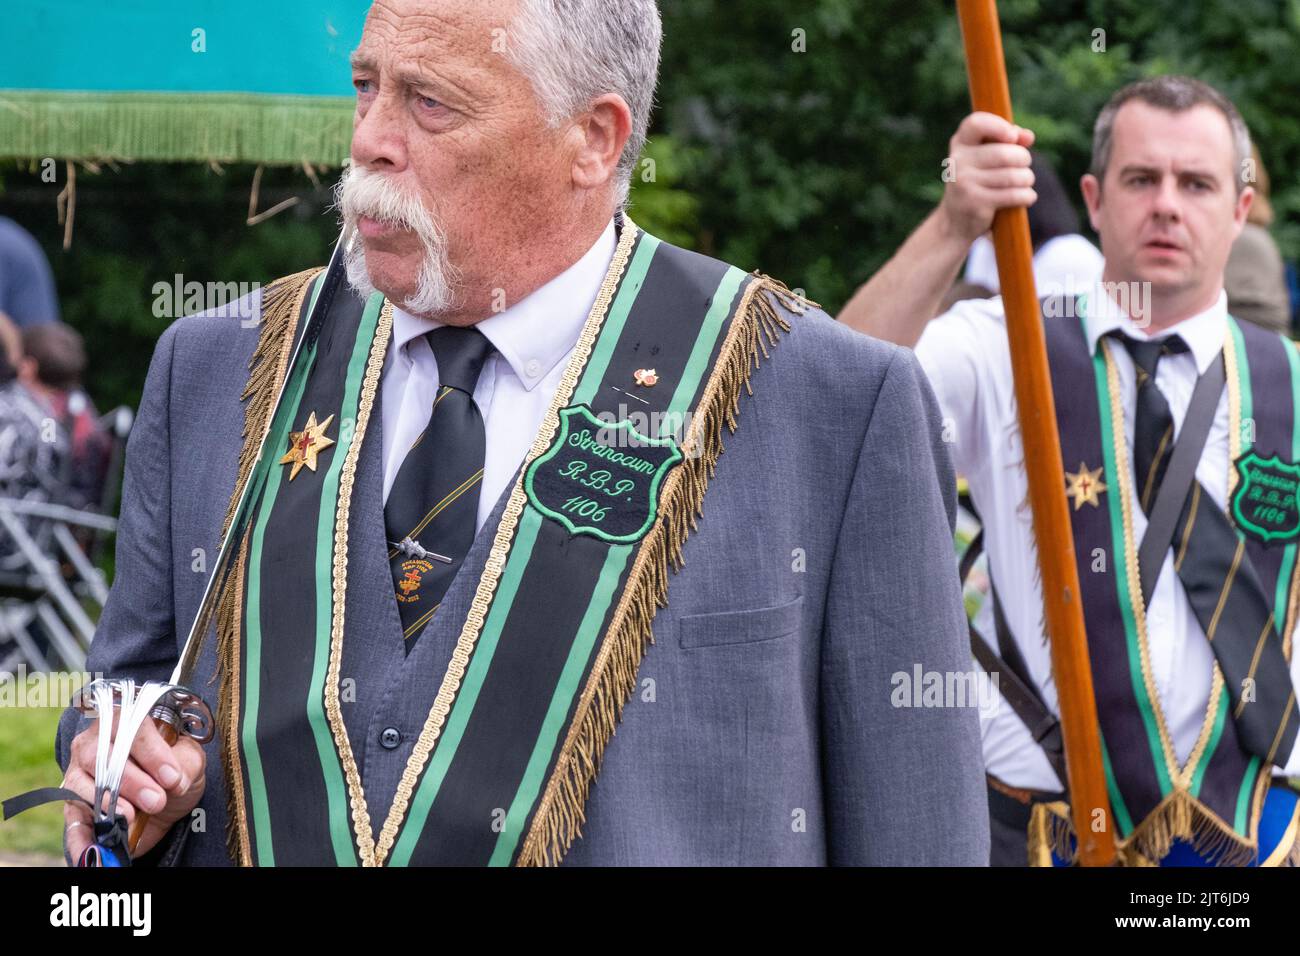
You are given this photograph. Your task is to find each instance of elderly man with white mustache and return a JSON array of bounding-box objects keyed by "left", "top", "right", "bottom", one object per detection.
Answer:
[{"left": 50, "top": 0, "right": 987, "bottom": 867}]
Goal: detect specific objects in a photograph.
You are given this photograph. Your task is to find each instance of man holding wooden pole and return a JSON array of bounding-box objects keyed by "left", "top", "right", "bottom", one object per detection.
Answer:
[{"left": 840, "top": 74, "right": 1300, "bottom": 866}]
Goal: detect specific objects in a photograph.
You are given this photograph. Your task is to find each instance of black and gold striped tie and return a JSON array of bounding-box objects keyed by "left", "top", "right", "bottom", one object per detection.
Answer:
[
  {"left": 1120, "top": 332, "right": 1298, "bottom": 765},
  {"left": 385, "top": 326, "right": 493, "bottom": 654}
]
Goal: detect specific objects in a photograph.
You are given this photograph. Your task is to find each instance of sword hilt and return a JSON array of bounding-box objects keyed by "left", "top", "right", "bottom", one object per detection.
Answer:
[
  {"left": 128, "top": 687, "right": 214, "bottom": 856},
  {"left": 74, "top": 681, "right": 214, "bottom": 860}
]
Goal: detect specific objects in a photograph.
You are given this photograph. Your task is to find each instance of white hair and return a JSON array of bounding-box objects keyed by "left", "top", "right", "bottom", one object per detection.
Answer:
[
  {"left": 334, "top": 164, "right": 461, "bottom": 316},
  {"left": 506, "top": 0, "right": 663, "bottom": 210}
]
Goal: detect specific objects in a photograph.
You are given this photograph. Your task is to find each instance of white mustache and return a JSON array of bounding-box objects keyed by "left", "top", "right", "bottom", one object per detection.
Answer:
[
  {"left": 334, "top": 165, "right": 460, "bottom": 316},
  {"left": 337, "top": 166, "right": 437, "bottom": 241}
]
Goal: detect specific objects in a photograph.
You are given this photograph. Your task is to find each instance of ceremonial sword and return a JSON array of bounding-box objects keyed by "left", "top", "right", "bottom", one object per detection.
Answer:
[{"left": 70, "top": 230, "right": 355, "bottom": 864}]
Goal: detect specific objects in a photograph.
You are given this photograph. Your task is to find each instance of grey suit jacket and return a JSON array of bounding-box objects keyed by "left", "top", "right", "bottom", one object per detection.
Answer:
[{"left": 56, "top": 282, "right": 989, "bottom": 866}]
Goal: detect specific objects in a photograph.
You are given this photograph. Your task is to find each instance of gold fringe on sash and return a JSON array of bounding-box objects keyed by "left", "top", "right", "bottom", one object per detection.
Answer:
[
  {"left": 1029, "top": 780, "right": 1272, "bottom": 867},
  {"left": 1027, "top": 801, "right": 1074, "bottom": 867},
  {"left": 210, "top": 267, "right": 322, "bottom": 866},
  {"left": 515, "top": 276, "right": 813, "bottom": 867},
  {"left": 217, "top": 268, "right": 321, "bottom": 539},
  {"left": 215, "top": 535, "right": 253, "bottom": 866}
]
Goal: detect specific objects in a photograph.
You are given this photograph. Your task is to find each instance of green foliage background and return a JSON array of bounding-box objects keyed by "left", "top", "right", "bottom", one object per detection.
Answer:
[{"left": 2, "top": 0, "right": 1298, "bottom": 415}]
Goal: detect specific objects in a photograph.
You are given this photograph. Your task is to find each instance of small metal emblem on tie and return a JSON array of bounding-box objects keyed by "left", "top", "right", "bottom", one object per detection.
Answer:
[
  {"left": 634, "top": 368, "right": 659, "bottom": 387},
  {"left": 390, "top": 537, "right": 454, "bottom": 564}
]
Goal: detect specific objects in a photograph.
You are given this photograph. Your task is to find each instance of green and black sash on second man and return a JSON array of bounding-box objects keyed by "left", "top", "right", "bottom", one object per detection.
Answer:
[
  {"left": 207, "top": 220, "right": 807, "bottom": 866},
  {"left": 1026, "top": 294, "right": 1300, "bottom": 866}
]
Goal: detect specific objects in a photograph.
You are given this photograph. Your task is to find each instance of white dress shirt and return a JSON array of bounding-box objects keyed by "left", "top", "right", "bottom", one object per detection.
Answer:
[
  {"left": 380, "top": 220, "right": 616, "bottom": 530},
  {"left": 915, "top": 284, "right": 1300, "bottom": 789}
]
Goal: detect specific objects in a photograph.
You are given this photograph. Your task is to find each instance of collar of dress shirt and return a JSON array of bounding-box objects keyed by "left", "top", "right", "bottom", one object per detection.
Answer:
[
  {"left": 1082, "top": 280, "right": 1228, "bottom": 376},
  {"left": 389, "top": 217, "right": 617, "bottom": 392}
]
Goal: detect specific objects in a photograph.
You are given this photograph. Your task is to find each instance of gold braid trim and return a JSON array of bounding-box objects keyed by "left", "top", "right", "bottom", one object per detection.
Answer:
[
  {"left": 514, "top": 275, "right": 812, "bottom": 867},
  {"left": 326, "top": 299, "right": 393, "bottom": 867},
  {"left": 210, "top": 267, "right": 322, "bottom": 865},
  {"left": 1261, "top": 801, "right": 1300, "bottom": 866},
  {"left": 1283, "top": 838, "right": 1300, "bottom": 867},
  {"left": 370, "top": 224, "right": 645, "bottom": 866},
  {"left": 1284, "top": 552, "right": 1300, "bottom": 662},
  {"left": 1101, "top": 344, "right": 1182, "bottom": 782}
]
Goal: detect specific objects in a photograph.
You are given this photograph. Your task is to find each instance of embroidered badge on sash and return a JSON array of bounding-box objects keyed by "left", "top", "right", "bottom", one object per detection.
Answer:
[
  {"left": 525, "top": 405, "right": 684, "bottom": 544},
  {"left": 1231, "top": 451, "right": 1300, "bottom": 546}
]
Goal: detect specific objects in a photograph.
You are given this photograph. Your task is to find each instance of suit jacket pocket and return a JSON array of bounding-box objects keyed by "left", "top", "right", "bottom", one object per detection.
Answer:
[{"left": 678, "top": 595, "right": 803, "bottom": 649}]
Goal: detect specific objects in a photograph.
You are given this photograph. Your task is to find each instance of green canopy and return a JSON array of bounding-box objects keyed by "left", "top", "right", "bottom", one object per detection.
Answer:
[{"left": 0, "top": 0, "right": 369, "bottom": 165}]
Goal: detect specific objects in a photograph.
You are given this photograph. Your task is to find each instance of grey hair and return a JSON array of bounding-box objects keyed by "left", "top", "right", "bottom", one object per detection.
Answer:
[
  {"left": 506, "top": 0, "right": 662, "bottom": 209},
  {"left": 1090, "top": 75, "right": 1253, "bottom": 193}
]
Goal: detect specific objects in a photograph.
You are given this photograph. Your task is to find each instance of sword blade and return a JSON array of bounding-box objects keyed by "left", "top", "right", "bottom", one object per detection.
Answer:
[{"left": 170, "top": 230, "right": 354, "bottom": 686}]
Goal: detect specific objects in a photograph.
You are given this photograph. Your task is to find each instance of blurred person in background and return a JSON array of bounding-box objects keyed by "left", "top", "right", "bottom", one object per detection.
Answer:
[
  {"left": 0, "top": 314, "right": 68, "bottom": 507},
  {"left": 17, "top": 322, "right": 111, "bottom": 509},
  {"left": 0, "top": 216, "right": 60, "bottom": 329},
  {"left": 1224, "top": 143, "right": 1292, "bottom": 334}
]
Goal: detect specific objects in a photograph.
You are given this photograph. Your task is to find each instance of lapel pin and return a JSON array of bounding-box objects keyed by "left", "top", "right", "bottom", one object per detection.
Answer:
[{"left": 279, "top": 411, "right": 336, "bottom": 481}]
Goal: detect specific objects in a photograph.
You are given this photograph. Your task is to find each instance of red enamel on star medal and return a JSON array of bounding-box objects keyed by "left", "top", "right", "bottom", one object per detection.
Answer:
[
  {"left": 1065, "top": 462, "right": 1106, "bottom": 510},
  {"left": 280, "top": 411, "right": 336, "bottom": 481}
]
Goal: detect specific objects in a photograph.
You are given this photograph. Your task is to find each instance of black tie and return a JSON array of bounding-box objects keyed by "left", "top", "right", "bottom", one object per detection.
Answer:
[
  {"left": 1118, "top": 332, "right": 1299, "bottom": 765},
  {"left": 385, "top": 326, "right": 494, "bottom": 654}
]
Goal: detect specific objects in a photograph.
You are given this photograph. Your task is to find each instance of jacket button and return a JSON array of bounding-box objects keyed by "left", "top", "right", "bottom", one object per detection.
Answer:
[{"left": 380, "top": 727, "right": 402, "bottom": 750}]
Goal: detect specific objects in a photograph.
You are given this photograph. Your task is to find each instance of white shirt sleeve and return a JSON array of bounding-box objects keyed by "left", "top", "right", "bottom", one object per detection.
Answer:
[{"left": 912, "top": 297, "right": 1010, "bottom": 480}]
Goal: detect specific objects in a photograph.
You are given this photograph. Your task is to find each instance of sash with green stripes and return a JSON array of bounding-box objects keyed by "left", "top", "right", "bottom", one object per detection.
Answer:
[
  {"left": 1037, "top": 296, "right": 1300, "bottom": 865},
  {"left": 215, "top": 221, "right": 801, "bottom": 866}
]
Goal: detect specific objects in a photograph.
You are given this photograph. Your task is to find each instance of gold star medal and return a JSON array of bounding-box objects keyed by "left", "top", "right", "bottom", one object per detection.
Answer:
[
  {"left": 280, "top": 412, "right": 336, "bottom": 481},
  {"left": 1065, "top": 462, "right": 1106, "bottom": 511}
]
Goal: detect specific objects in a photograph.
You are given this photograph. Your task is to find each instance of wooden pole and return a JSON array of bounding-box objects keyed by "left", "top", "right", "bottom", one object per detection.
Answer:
[{"left": 956, "top": 0, "right": 1116, "bottom": 866}]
